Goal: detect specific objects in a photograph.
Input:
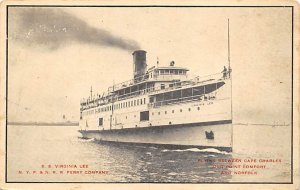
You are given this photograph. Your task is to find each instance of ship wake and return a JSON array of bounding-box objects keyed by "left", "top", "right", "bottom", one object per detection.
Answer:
[
  {"left": 77, "top": 137, "right": 96, "bottom": 142},
  {"left": 161, "top": 148, "right": 230, "bottom": 155}
]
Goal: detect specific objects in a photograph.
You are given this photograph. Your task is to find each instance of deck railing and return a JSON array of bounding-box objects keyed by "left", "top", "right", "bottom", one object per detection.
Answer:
[{"left": 80, "top": 71, "right": 231, "bottom": 111}]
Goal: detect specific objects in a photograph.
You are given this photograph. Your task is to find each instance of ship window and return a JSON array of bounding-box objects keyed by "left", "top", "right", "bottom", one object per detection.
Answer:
[
  {"left": 99, "top": 118, "right": 103, "bottom": 126},
  {"left": 131, "top": 101, "right": 133, "bottom": 107},
  {"left": 173, "top": 90, "right": 181, "bottom": 99},
  {"left": 144, "top": 98, "right": 146, "bottom": 104},
  {"left": 140, "top": 111, "right": 149, "bottom": 121},
  {"left": 183, "top": 88, "right": 193, "bottom": 97},
  {"left": 110, "top": 106, "right": 112, "bottom": 110},
  {"left": 158, "top": 112, "right": 160, "bottom": 115},
  {"left": 150, "top": 97, "right": 154, "bottom": 103},
  {"left": 193, "top": 86, "right": 204, "bottom": 96},
  {"left": 161, "top": 84, "right": 165, "bottom": 90},
  {"left": 165, "top": 111, "right": 167, "bottom": 114},
  {"left": 137, "top": 100, "right": 139, "bottom": 105},
  {"left": 160, "top": 70, "right": 164, "bottom": 74},
  {"left": 134, "top": 100, "right": 136, "bottom": 106},
  {"left": 175, "top": 70, "right": 178, "bottom": 75},
  {"left": 180, "top": 109, "right": 182, "bottom": 112},
  {"left": 179, "top": 70, "right": 183, "bottom": 75},
  {"left": 152, "top": 112, "right": 154, "bottom": 115},
  {"left": 141, "top": 99, "right": 143, "bottom": 105},
  {"left": 172, "top": 110, "right": 174, "bottom": 113},
  {"left": 169, "top": 84, "right": 174, "bottom": 88},
  {"left": 188, "top": 108, "right": 191, "bottom": 111},
  {"left": 197, "top": 107, "right": 200, "bottom": 110},
  {"left": 170, "top": 70, "right": 174, "bottom": 74}
]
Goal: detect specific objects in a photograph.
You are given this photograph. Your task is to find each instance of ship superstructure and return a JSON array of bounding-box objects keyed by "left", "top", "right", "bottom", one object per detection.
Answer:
[{"left": 79, "top": 50, "right": 233, "bottom": 151}]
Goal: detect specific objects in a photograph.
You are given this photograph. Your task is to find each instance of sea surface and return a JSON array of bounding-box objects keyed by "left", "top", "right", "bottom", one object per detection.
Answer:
[{"left": 7, "top": 124, "right": 291, "bottom": 183}]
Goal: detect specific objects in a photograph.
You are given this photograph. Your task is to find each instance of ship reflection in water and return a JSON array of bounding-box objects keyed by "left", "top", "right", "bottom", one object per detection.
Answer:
[{"left": 7, "top": 124, "right": 291, "bottom": 183}]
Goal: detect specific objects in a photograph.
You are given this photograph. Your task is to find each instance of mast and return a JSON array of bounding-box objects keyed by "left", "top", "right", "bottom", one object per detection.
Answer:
[
  {"left": 228, "top": 19, "right": 231, "bottom": 69},
  {"left": 228, "top": 18, "right": 234, "bottom": 149},
  {"left": 90, "top": 86, "right": 93, "bottom": 100}
]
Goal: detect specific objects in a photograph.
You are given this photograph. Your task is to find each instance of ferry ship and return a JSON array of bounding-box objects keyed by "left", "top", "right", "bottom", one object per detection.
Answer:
[{"left": 79, "top": 50, "right": 233, "bottom": 152}]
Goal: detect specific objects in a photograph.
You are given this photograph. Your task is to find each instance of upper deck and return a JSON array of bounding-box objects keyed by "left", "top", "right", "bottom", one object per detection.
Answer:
[
  {"left": 80, "top": 50, "right": 231, "bottom": 112},
  {"left": 108, "top": 66, "right": 189, "bottom": 92},
  {"left": 80, "top": 62, "right": 190, "bottom": 111}
]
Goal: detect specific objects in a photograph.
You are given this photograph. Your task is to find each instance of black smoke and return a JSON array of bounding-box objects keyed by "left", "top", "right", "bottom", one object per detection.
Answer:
[{"left": 9, "top": 8, "right": 140, "bottom": 51}]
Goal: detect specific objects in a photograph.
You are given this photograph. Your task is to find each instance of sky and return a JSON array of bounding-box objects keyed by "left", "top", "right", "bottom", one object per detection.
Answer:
[{"left": 7, "top": 7, "right": 292, "bottom": 124}]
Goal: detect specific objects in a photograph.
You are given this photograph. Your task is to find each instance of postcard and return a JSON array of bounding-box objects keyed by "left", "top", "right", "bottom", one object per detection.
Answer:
[{"left": 0, "top": 0, "right": 299, "bottom": 189}]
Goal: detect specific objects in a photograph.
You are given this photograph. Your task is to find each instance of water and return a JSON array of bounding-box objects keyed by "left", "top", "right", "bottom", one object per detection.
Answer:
[{"left": 7, "top": 124, "right": 291, "bottom": 183}]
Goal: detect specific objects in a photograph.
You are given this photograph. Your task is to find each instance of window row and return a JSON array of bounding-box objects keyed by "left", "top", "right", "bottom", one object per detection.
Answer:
[
  {"left": 83, "top": 98, "right": 147, "bottom": 116},
  {"left": 157, "top": 69, "right": 187, "bottom": 75}
]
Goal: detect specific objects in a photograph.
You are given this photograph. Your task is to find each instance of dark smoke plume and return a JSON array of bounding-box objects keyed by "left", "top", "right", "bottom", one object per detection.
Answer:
[{"left": 9, "top": 8, "right": 140, "bottom": 51}]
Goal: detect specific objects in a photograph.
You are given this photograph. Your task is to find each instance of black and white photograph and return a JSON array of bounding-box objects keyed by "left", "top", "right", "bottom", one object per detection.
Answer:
[{"left": 0, "top": 1, "right": 299, "bottom": 189}]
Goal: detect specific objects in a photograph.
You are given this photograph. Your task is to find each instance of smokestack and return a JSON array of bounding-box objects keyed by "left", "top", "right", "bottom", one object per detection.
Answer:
[{"left": 133, "top": 50, "right": 147, "bottom": 80}]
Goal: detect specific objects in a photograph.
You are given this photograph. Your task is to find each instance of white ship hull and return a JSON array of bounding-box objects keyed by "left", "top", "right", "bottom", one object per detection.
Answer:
[{"left": 79, "top": 120, "right": 232, "bottom": 151}]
